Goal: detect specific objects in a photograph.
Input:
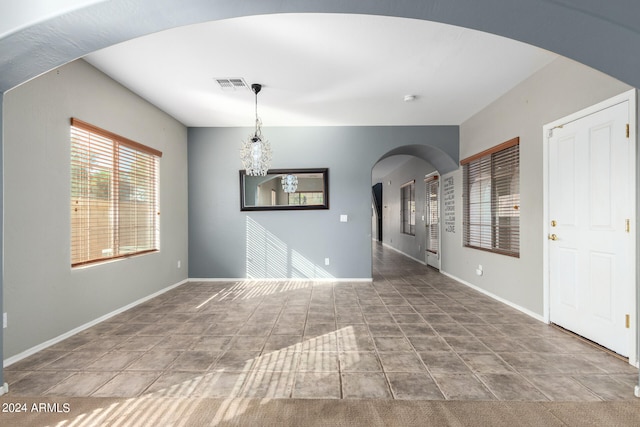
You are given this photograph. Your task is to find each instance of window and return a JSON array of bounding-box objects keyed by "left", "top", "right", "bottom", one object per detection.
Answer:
[
  {"left": 425, "top": 176, "right": 439, "bottom": 254},
  {"left": 288, "top": 191, "right": 324, "bottom": 206},
  {"left": 462, "top": 137, "right": 520, "bottom": 257},
  {"left": 70, "top": 118, "right": 162, "bottom": 267},
  {"left": 401, "top": 180, "right": 416, "bottom": 235}
]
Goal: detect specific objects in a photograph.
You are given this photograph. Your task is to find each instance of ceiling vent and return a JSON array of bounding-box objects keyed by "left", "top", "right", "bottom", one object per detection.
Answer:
[{"left": 215, "top": 78, "right": 249, "bottom": 91}]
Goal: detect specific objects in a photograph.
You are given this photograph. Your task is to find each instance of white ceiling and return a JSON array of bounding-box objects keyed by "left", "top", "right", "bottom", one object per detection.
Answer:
[{"left": 84, "top": 13, "right": 557, "bottom": 128}]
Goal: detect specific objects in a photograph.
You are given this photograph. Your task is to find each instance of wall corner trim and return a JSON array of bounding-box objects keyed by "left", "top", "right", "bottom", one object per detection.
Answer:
[
  {"left": 3, "top": 278, "right": 189, "bottom": 368},
  {"left": 440, "top": 271, "right": 545, "bottom": 323}
]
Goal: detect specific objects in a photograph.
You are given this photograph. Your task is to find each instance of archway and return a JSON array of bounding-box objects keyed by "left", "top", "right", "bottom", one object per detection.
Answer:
[
  {"left": 2, "top": 1, "right": 640, "bottom": 92},
  {"left": 372, "top": 145, "right": 445, "bottom": 272}
]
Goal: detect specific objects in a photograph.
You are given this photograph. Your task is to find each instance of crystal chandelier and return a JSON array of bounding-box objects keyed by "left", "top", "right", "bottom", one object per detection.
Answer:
[
  {"left": 281, "top": 174, "right": 298, "bottom": 193},
  {"left": 240, "top": 83, "right": 272, "bottom": 176}
]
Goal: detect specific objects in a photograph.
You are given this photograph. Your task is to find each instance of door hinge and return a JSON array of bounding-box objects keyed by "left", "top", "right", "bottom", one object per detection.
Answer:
[
  {"left": 626, "top": 314, "right": 630, "bottom": 328},
  {"left": 626, "top": 123, "right": 630, "bottom": 138},
  {"left": 626, "top": 219, "right": 630, "bottom": 233}
]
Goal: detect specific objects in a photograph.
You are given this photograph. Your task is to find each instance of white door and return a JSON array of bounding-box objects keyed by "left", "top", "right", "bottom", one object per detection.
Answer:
[
  {"left": 426, "top": 177, "right": 440, "bottom": 269},
  {"left": 548, "top": 100, "right": 632, "bottom": 356}
]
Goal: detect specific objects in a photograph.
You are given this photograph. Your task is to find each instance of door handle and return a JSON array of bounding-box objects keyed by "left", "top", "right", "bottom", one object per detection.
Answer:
[{"left": 548, "top": 234, "right": 558, "bottom": 241}]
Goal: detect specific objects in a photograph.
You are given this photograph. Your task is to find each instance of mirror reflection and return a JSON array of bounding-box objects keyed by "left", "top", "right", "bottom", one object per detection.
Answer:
[{"left": 240, "top": 168, "right": 329, "bottom": 211}]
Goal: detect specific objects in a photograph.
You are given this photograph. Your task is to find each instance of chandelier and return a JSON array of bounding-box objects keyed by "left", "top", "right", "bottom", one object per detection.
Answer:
[
  {"left": 281, "top": 174, "right": 298, "bottom": 193},
  {"left": 240, "top": 83, "right": 272, "bottom": 176}
]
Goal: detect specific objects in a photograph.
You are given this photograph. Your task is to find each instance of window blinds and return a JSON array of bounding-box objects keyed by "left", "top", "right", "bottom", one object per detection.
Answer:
[
  {"left": 461, "top": 138, "right": 520, "bottom": 257},
  {"left": 70, "top": 118, "right": 162, "bottom": 267}
]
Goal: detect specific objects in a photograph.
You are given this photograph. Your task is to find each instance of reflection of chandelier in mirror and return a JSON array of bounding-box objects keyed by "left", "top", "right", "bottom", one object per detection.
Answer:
[
  {"left": 281, "top": 174, "right": 298, "bottom": 193},
  {"left": 240, "top": 83, "right": 272, "bottom": 176}
]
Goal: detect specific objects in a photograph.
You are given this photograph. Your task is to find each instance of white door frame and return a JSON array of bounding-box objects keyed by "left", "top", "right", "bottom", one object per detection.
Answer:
[{"left": 543, "top": 89, "right": 637, "bottom": 366}]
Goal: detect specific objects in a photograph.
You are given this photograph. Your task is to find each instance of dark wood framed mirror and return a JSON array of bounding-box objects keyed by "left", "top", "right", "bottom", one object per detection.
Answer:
[{"left": 240, "top": 168, "right": 329, "bottom": 211}]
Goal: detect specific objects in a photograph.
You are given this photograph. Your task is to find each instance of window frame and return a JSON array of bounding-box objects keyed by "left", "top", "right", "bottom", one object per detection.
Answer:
[
  {"left": 287, "top": 191, "right": 324, "bottom": 206},
  {"left": 425, "top": 175, "right": 439, "bottom": 254},
  {"left": 400, "top": 180, "right": 416, "bottom": 236},
  {"left": 70, "top": 118, "right": 162, "bottom": 267},
  {"left": 461, "top": 137, "right": 520, "bottom": 257}
]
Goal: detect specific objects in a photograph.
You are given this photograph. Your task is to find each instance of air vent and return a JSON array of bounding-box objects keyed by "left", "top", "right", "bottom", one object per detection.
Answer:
[{"left": 215, "top": 78, "right": 249, "bottom": 91}]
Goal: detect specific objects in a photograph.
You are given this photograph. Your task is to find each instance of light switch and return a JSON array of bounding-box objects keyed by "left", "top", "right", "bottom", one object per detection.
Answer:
[{"left": 340, "top": 214, "right": 348, "bottom": 222}]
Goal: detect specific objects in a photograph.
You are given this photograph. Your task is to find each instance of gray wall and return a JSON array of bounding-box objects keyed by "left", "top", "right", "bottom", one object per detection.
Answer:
[
  {"left": 380, "top": 157, "right": 436, "bottom": 261},
  {"left": 2, "top": 60, "right": 189, "bottom": 359},
  {"left": 441, "top": 56, "right": 632, "bottom": 316},
  {"left": 188, "top": 126, "right": 457, "bottom": 279}
]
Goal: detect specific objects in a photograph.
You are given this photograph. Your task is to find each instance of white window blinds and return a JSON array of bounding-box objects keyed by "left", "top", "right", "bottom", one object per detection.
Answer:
[
  {"left": 70, "top": 118, "right": 162, "bottom": 267},
  {"left": 462, "top": 137, "right": 520, "bottom": 257}
]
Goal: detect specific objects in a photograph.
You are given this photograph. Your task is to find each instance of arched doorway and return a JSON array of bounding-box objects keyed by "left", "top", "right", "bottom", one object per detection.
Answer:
[
  {"left": 372, "top": 146, "right": 449, "bottom": 272},
  {"left": 2, "top": 2, "right": 640, "bottom": 92}
]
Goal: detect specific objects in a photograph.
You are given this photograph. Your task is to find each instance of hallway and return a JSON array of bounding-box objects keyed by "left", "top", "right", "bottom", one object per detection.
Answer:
[{"left": 4, "top": 243, "right": 638, "bottom": 400}]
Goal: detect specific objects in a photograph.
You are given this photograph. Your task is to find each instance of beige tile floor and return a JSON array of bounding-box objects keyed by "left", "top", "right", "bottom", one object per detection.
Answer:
[{"left": 4, "top": 243, "right": 639, "bottom": 400}]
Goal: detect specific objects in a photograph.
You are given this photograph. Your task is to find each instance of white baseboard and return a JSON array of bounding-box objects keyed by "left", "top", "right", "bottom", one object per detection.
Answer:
[
  {"left": 189, "top": 278, "right": 373, "bottom": 283},
  {"left": 382, "top": 243, "right": 547, "bottom": 323},
  {"left": 3, "top": 278, "right": 189, "bottom": 368},
  {"left": 382, "top": 243, "right": 426, "bottom": 265},
  {"left": 440, "top": 271, "right": 545, "bottom": 323},
  {"left": 378, "top": 240, "right": 544, "bottom": 323},
  {"left": 0, "top": 382, "right": 8, "bottom": 396}
]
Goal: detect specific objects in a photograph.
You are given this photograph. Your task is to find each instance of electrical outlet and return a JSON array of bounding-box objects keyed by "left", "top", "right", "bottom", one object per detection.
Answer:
[
  {"left": 3, "top": 313, "right": 7, "bottom": 329},
  {"left": 325, "top": 258, "right": 330, "bottom": 266},
  {"left": 177, "top": 260, "right": 181, "bottom": 269}
]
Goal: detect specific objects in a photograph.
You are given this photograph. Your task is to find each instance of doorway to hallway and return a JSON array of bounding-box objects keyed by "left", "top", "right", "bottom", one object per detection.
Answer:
[{"left": 371, "top": 154, "right": 441, "bottom": 270}]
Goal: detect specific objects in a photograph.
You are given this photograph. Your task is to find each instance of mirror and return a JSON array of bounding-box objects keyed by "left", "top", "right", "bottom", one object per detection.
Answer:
[{"left": 240, "top": 168, "right": 329, "bottom": 211}]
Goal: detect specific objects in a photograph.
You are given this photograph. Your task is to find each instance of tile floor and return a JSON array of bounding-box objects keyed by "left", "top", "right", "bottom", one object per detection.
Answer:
[{"left": 4, "top": 243, "right": 639, "bottom": 400}]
